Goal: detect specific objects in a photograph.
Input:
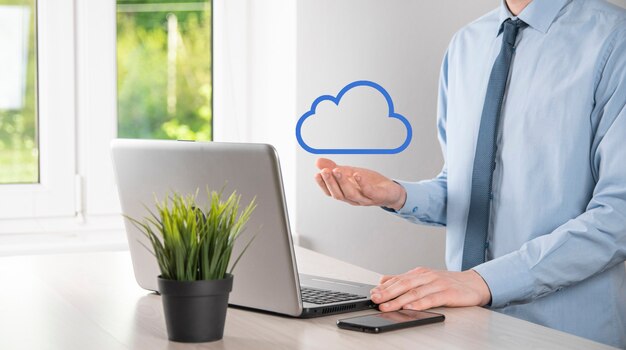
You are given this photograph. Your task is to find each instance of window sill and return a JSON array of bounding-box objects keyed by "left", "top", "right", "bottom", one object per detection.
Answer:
[{"left": 0, "top": 214, "right": 129, "bottom": 257}]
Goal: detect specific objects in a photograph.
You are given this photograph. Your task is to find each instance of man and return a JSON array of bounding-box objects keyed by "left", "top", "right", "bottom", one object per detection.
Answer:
[{"left": 314, "top": 0, "right": 626, "bottom": 347}]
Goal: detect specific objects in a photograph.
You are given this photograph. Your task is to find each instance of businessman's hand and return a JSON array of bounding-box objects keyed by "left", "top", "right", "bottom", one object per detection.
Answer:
[
  {"left": 314, "top": 158, "right": 407, "bottom": 210},
  {"left": 370, "top": 268, "right": 492, "bottom": 312}
]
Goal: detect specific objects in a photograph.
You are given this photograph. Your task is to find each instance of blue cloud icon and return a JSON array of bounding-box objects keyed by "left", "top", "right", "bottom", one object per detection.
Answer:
[{"left": 296, "top": 80, "right": 412, "bottom": 154}]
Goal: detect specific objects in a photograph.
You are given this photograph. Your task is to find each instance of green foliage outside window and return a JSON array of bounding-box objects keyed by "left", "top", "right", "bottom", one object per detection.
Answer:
[
  {"left": 0, "top": 0, "right": 38, "bottom": 184},
  {"left": 0, "top": 0, "right": 213, "bottom": 184},
  {"left": 117, "top": 0, "right": 213, "bottom": 141}
]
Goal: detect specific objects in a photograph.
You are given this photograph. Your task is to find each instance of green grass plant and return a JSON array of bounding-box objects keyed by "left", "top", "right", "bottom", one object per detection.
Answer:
[{"left": 127, "top": 188, "right": 256, "bottom": 281}]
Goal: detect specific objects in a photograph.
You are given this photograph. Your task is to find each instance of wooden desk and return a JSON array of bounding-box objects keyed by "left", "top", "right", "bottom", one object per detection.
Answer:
[{"left": 0, "top": 247, "right": 614, "bottom": 350}]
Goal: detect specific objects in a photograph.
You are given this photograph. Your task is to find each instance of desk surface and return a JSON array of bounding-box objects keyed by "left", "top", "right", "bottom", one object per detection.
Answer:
[{"left": 0, "top": 247, "right": 614, "bottom": 350}]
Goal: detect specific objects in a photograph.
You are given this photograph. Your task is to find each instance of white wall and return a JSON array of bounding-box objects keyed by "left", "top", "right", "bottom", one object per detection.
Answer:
[{"left": 214, "top": 0, "right": 297, "bottom": 222}]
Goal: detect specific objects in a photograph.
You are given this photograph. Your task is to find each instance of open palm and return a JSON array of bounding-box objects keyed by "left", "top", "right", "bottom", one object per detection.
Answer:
[{"left": 314, "top": 158, "right": 406, "bottom": 210}]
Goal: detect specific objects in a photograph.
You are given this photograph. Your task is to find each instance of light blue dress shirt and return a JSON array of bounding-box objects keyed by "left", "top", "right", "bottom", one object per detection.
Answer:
[{"left": 389, "top": 0, "right": 626, "bottom": 347}]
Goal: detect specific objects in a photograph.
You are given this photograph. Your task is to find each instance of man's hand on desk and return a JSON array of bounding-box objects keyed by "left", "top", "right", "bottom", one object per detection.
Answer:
[
  {"left": 370, "top": 268, "right": 492, "bottom": 312},
  {"left": 314, "top": 158, "right": 407, "bottom": 210}
]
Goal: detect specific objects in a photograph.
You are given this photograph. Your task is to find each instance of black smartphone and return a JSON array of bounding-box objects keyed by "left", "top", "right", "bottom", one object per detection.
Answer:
[{"left": 336, "top": 310, "right": 445, "bottom": 333}]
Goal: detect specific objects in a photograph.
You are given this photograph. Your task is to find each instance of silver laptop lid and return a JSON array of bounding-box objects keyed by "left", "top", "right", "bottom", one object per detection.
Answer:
[{"left": 112, "top": 139, "right": 303, "bottom": 316}]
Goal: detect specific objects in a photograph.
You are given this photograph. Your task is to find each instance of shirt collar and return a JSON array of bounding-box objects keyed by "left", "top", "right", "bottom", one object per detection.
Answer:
[{"left": 497, "top": 0, "right": 569, "bottom": 35}]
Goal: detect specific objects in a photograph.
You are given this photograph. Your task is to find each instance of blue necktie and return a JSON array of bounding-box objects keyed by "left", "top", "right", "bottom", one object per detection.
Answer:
[{"left": 462, "top": 19, "right": 527, "bottom": 271}]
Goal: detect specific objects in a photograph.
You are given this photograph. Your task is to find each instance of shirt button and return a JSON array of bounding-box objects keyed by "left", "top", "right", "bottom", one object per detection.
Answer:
[{"left": 412, "top": 207, "right": 418, "bottom": 213}]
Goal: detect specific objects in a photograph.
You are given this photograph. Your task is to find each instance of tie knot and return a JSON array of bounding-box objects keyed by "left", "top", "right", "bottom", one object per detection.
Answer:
[
  {"left": 508, "top": 18, "right": 527, "bottom": 28},
  {"left": 502, "top": 19, "right": 526, "bottom": 47}
]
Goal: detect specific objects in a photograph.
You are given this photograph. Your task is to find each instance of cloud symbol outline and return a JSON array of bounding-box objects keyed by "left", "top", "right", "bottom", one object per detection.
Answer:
[{"left": 296, "top": 80, "right": 412, "bottom": 154}]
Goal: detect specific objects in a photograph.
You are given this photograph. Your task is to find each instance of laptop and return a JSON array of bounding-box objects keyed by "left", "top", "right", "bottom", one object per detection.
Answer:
[{"left": 111, "top": 139, "right": 376, "bottom": 318}]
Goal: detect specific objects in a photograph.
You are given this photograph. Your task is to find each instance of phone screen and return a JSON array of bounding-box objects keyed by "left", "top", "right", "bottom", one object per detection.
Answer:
[{"left": 337, "top": 310, "right": 444, "bottom": 333}]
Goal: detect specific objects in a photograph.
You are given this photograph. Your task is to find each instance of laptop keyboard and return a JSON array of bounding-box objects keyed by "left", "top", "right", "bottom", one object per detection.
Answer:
[{"left": 300, "top": 287, "right": 367, "bottom": 305}]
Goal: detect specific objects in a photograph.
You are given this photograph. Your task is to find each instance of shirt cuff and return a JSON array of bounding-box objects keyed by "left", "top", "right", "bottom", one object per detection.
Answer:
[
  {"left": 386, "top": 180, "right": 430, "bottom": 216},
  {"left": 383, "top": 180, "right": 445, "bottom": 226},
  {"left": 472, "top": 252, "right": 535, "bottom": 308}
]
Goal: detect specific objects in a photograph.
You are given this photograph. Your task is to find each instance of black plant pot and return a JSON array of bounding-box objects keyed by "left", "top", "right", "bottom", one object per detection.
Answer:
[{"left": 158, "top": 274, "right": 233, "bottom": 343}]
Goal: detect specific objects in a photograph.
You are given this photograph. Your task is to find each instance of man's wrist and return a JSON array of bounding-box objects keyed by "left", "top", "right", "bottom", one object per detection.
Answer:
[
  {"left": 470, "top": 269, "right": 493, "bottom": 306},
  {"left": 388, "top": 182, "right": 407, "bottom": 211}
]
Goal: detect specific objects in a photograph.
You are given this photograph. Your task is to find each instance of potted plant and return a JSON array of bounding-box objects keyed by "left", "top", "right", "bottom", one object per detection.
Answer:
[{"left": 128, "top": 188, "right": 256, "bottom": 343}]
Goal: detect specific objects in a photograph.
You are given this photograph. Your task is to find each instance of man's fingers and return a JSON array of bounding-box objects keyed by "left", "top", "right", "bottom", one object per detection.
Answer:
[
  {"left": 332, "top": 169, "right": 371, "bottom": 205},
  {"left": 373, "top": 269, "right": 489, "bottom": 311},
  {"left": 379, "top": 275, "right": 395, "bottom": 284},
  {"left": 316, "top": 158, "right": 337, "bottom": 170},
  {"left": 371, "top": 276, "right": 422, "bottom": 304},
  {"left": 378, "top": 283, "right": 445, "bottom": 312},
  {"left": 320, "top": 168, "right": 344, "bottom": 200},
  {"left": 320, "top": 168, "right": 360, "bottom": 206},
  {"left": 377, "top": 267, "right": 429, "bottom": 291},
  {"left": 371, "top": 268, "right": 434, "bottom": 303},
  {"left": 402, "top": 292, "right": 447, "bottom": 311},
  {"left": 314, "top": 173, "right": 331, "bottom": 196}
]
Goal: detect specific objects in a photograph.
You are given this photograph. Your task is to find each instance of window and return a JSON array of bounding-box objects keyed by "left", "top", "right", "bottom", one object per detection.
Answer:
[
  {"left": 0, "top": 0, "right": 75, "bottom": 220},
  {"left": 0, "top": 0, "right": 216, "bottom": 227},
  {"left": 0, "top": 0, "right": 38, "bottom": 184},
  {"left": 116, "top": 0, "right": 213, "bottom": 141}
]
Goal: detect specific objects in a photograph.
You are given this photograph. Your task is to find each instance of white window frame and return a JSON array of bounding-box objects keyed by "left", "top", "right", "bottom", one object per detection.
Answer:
[
  {"left": 0, "top": 0, "right": 76, "bottom": 220},
  {"left": 0, "top": 0, "right": 297, "bottom": 242},
  {"left": 76, "top": 0, "right": 299, "bottom": 226},
  {"left": 75, "top": 0, "right": 120, "bottom": 218}
]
